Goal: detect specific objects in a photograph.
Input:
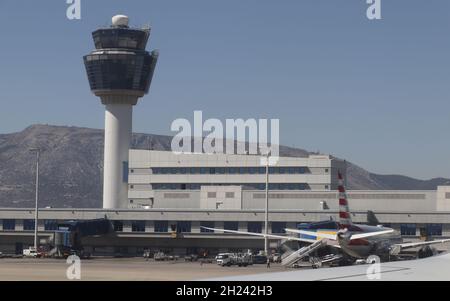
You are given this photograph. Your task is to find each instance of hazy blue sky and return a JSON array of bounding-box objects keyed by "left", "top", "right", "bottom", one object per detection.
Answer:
[{"left": 0, "top": 0, "right": 449, "bottom": 179}]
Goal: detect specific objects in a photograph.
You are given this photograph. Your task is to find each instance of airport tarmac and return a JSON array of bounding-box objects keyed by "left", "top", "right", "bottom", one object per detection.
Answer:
[{"left": 0, "top": 257, "right": 285, "bottom": 281}]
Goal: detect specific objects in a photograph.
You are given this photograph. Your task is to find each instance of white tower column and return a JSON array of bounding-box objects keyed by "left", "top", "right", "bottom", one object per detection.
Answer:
[{"left": 103, "top": 103, "right": 133, "bottom": 208}]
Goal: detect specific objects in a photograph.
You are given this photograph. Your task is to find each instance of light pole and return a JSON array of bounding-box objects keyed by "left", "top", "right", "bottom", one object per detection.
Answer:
[
  {"left": 30, "top": 148, "right": 40, "bottom": 251},
  {"left": 264, "top": 151, "right": 270, "bottom": 256}
]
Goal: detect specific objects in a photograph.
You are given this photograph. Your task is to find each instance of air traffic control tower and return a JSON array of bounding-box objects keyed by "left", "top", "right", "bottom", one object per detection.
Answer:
[{"left": 84, "top": 15, "right": 158, "bottom": 208}]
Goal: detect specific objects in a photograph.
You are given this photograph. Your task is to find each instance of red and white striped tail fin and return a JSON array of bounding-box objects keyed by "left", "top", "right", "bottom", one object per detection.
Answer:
[{"left": 338, "top": 171, "right": 352, "bottom": 227}]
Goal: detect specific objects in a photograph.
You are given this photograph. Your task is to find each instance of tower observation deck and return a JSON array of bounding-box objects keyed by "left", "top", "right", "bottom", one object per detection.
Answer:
[{"left": 83, "top": 15, "right": 158, "bottom": 209}]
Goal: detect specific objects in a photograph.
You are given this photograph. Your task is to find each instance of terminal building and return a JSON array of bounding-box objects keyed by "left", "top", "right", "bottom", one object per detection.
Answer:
[
  {"left": 1, "top": 150, "right": 450, "bottom": 256},
  {"left": 126, "top": 150, "right": 347, "bottom": 210}
]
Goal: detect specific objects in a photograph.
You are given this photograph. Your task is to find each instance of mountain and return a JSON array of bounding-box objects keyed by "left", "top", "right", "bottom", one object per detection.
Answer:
[{"left": 0, "top": 124, "right": 448, "bottom": 208}]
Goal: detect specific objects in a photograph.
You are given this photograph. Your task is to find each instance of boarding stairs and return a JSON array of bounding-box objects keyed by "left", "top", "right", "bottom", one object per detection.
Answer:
[{"left": 281, "top": 239, "right": 326, "bottom": 267}]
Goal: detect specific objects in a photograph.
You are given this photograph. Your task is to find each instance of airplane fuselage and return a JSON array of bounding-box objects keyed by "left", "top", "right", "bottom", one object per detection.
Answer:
[{"left": 298, "top": 221, "right": 403, "bottom": 259}]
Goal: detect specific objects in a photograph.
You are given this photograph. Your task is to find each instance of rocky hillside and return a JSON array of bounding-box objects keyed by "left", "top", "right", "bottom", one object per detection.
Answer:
[{"left": 0, "top": 124, "right": 448, "bottom": 208}]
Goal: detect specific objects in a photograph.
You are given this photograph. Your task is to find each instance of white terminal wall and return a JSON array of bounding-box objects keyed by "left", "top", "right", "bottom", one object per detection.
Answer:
[
  {"left": 437, "top": 186, "right": 450, "bottom": 211},
  {"left": 126, "top": 150, "right": 441, "bottom": 212}
]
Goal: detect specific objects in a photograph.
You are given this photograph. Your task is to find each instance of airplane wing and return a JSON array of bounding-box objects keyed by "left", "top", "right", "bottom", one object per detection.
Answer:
[
  {"left": 286, "top": 228, "right": 394, "bottom": 241},
  {"left": 395, "top": 238, "right": 450, "bottom": 250},
  {"left": 350, "top": 229, "right": 394, "bottom": 240},
  {"left": 200, "top": 227, "right": 317, "bottom": 243},
  {"left": 285, "top": 229, "right": 337, "bottom": 240},
  {"left": 204, "top": 253, "right": 450, "bottom": 281}
]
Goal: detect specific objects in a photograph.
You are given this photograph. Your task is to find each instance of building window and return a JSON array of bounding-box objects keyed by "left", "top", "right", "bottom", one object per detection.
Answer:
[
  {"left": 189, "top": 184, "right": 201, "bottom": 190},
  {"left": 257, "top": 183, "right": 266, "bottom": 190},
  {"left": 151, "top": 182, "right": 307, "bottom": 191},
  {"left": 225, "top": 192, "right": 235, "bottom": 198},
  {"left": 145, "top": 166, "right": 310, "bottom": 175},
  {"left": 154, "top": 221, "right": 168, "bottom": 233},
  {"left": 247, "top": 222, "right": 262, "bottom": 233},
  {"left": 176, "top": 221, "right": 191, "bottom": 233},
  {"left": 287, "top": 183, "right": 296, "bottom": 190},
  {"left": 207, "top": 192, "right": 217, "bottom": 198},
  {"left": 44, "top": 220, "right": 58, "bottom": 231},
  {"left": 113, "top": 221, "right": 123, "bottom": 232},
  {"left": 224, "top": 221, "right": 239, "bottom": 231},
  {"left": 2, "top": 219, "right": 15, "bottom": 231},
  {"left": 400, "top": 224, "right": 416, "bottom": 236},
  {"left": 271, "top": 222, "right": 286, "bottom": 234},
  {"left": 131, "top": 221, "right": 145, "bottom": 232},
  {"left": 426, "top": 224, "right": 442, "bottom": 236},
  {"left": 269, "top": 183, "right": 279, "bottom": 190},
  {"left": 23, "top": 220, "right": 35, "bottom": 231},
  {"left": 200, "top": 221, "right": 215, "bottom": 233}
]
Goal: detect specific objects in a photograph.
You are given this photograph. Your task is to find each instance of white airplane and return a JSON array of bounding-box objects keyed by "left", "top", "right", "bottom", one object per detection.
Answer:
[{"left": 203, "top": 171, "right": 450, "bottom": 264}]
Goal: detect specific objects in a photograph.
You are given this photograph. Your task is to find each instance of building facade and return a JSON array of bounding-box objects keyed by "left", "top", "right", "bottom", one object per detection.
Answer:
[
  {"left": 1, "top": 150, "right": 449, "bottom": 256},
  {"left": 0, "top": 205, "right": 449, "bottom": 256},
  {"left": 127, "top": 150, "right": 347, "bottom": 209}
]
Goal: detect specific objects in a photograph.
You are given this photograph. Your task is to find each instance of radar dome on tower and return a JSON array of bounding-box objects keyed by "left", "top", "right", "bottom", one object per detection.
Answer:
[{"left": 112, "top": 15, "right": 129, "bottom": 27}]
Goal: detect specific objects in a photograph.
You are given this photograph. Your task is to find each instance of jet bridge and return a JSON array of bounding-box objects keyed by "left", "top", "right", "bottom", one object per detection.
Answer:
[{"left": 44, "top": 218, "right": 113, "bottom": 258}]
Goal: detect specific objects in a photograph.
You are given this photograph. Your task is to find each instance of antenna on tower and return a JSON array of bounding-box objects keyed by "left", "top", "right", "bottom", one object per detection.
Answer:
[{"left": 143, "top": 23, "right": 151, "bottom": 31}]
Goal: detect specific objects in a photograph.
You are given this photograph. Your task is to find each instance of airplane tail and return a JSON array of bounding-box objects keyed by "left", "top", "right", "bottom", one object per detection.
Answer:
[
  {"left": 338, "top": 171, "right": 352, "bottom": 227},
  {"left": 367, "top": 210, "right": 380, "bottom": 226}
]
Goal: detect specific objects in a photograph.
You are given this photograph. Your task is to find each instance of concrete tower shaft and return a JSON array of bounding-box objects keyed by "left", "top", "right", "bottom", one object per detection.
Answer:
[
  {"left": 83, "top": 15, "right": 158, "bottom": 208},
  {"left": 103, "top": 103, "right": 132, "bottom": 209}
]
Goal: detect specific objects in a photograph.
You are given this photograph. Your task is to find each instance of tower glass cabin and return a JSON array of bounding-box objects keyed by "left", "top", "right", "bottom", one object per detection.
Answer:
[{"left": 83, "top": 15, "right": 158, "bottom": 209}]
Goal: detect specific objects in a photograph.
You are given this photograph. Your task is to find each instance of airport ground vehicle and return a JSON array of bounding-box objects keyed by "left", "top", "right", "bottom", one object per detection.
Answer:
[
  {"left": 235, "top": 253, "right": 253, "bottom": 267},
  {"left": 143, "top": 250, "right": 152, "bottom": 259},
  {"left": 252, "top": 254, "right": 267, "bottom": 264},
  {"left": 216, "top": 253, "right": 234, "bottom": 266},
  {"left": 154, "top": 252, "right": 168, "bottom": 261},
  {"left": 23, "top": 247, "right": 40, "bottom": 258},
  {"left": 216, "top": 253, "right": 253, "bottom": 267},
  {"left": 271, "top": 253, "right": 282, "bottom": 263},
  {"left": 153, "top": 252, "right": 180, "bottom": 261}
]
